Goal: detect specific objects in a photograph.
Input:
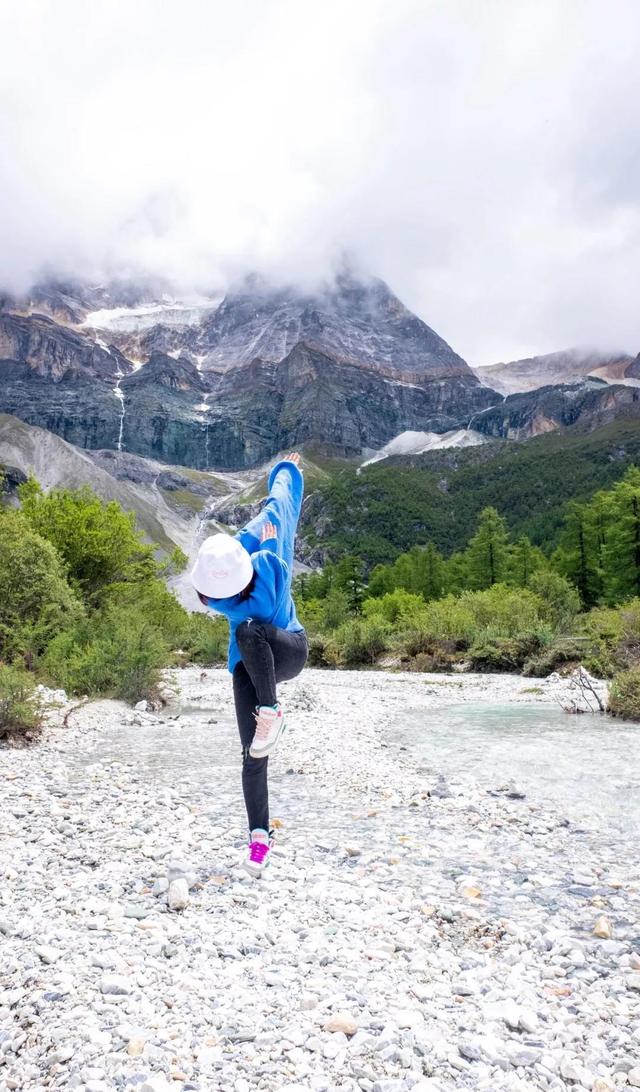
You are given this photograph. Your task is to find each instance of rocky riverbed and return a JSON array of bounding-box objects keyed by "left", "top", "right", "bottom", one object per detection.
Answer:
[{"left": 1, "top": 667, "right": 639, "bottom": 1092}]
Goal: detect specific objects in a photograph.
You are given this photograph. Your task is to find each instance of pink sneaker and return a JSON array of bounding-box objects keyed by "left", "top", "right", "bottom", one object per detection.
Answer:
[
  {"left": 242, "top": 829, "right": 272, "bottom": 877},
  {"left": 249, "top": 702, "right": 286, "bottom": 758}
]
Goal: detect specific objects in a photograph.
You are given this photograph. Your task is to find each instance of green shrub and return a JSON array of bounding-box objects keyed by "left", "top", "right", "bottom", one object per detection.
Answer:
[
  {"left": 0, "top": 511, "right": 83, "bottom": 666},
  {"left": 609, "top": 668, "right": 640, "bottom": 720},
  {"left": 296, "top": 590, "right": 350, "bottom": 633},
  {"left": 399, "top": 596, "right": 476, "bottom": 656},
  {"left": 523, "top": 636, "right": 593, "bottom": 676},
  {"left": 43, "top": 604, "right": 169, "bottom": 702},
  {"left": 469, "top": 635, "right": 542, "bottom": 673},
  {"left": 104, "top": 579, "right": 189, "bottom": 648},
  {"left": 325, "top": 618, "right": 391, "bottom": 666},
  {"left": 579, "top": 599, "right": 640, "bottom": 676},
  {"left": 306, "top": 632, "right": 333, "bottom": 667},
  {"left": 18, "top": 478, "right": 157, "bottom": 604},
  {"left": 406, "top": 646, "right": 461, "bottom": 672},
  {"left": 528, "top": 570, "right": 581, "bottom": 632},
  {"left": 0, "top": 664, "right": 41, "bottom": 740},
  {"left": 161, "top": 547, "right": 189, "bottom": 575},
  {"left": 460, "top": 584, "right": 545, "bottom": 638},
  {"left": 180, "top": 612, "right": 228, "bottom": 665},
  {"left": 363, "top": 589, "right": 426, "bottom": 625}
]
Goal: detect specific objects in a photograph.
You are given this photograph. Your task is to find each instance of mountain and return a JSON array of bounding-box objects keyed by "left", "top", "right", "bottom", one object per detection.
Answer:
[
  {"left": 0, "top": 272, "right": 499, "bottom": 469},
  {"left": 467, "top": 377, "right": 640, "bottom": 440},
  {"left": 4, "top": 277, "right": 176, "bottom": 326},
  {"left": 2, "top": 269, "right": 637, "bottom": 488},
  {"left": 297, "top": 410, "right": 640, "bottom": 566},
  {"left": 196, "top": 273, "right": 473, "bottom": 378},
  {"left": 0, "top": 413, "right": 244, "bottom": 552},
  {"left": 473, "top": 348, "right": 638, "bottom": 395},
  {"left": 0, "top": 311, "right": 130, "bottom": 381}
]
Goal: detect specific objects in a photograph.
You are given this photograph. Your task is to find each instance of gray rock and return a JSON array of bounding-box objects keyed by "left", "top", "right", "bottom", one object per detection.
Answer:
[
  {"left": 506, "top": 1042, "right": 542, "bottom": 1067},
  {"left": 100, "top": 974, "right": 132, "bottom": 996},
  {"left": 459, "top": 1038, "right": 483, "bottom": 1061}
]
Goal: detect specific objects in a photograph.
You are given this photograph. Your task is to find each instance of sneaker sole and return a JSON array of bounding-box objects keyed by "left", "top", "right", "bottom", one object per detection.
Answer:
[
  {"left": 249, "top": 720, "right": 286, "bottom": 759},
  {"left": 241, "top": 858, "right": 270, "bottom": 878}
]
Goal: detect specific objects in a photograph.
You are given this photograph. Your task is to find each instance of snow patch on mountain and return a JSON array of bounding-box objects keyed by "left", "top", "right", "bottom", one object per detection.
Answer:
[
  {"left": 361, "top": 428, "right": 487, "bottom": 467},
  {"left": 83, "top": 296, "right": 221, "bottom": 333}
]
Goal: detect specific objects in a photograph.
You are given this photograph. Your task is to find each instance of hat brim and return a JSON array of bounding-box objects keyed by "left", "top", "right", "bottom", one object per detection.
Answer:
[{"left": 190, "top": 546, "right": 254, "bottom": 599}]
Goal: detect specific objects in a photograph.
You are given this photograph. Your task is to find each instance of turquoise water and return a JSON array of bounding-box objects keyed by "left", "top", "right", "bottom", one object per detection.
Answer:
[
  {"left": 68, "top": 699, "right": 640, "bottom": 837},
  {"left": 400, "top": 702, "right": 640, "bottom": 833}
]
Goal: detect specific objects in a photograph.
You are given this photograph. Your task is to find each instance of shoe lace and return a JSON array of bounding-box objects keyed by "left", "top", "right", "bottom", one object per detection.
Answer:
[
  {"left": 253, "top": 707, "right": 278, "bottom": 740},
  {"left": 249, "top": 840, "right": 270, "bottom": 864}
]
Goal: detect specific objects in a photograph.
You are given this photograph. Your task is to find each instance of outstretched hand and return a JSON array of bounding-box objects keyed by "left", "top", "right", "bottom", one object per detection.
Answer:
[{"left": 260, "top": 520, "right": 277, "bottom": 543}]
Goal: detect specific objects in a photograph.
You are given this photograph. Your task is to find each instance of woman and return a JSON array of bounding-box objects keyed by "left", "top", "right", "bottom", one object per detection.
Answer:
[{"left": 190, "top": 452, "right": 308, "bottom": 877}]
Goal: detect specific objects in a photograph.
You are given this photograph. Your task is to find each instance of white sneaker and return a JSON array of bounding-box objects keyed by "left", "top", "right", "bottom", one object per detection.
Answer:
[
  {"left": 249, "top": 703, "right": 286, "bottom": 758},
  {"left": 242, "top": 829, "right": 272, "bottom": 877}
]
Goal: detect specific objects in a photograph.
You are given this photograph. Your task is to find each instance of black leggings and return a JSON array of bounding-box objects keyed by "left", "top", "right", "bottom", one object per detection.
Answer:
[{"left": 232, "top": 620, "right": 308, "bottom": 834}]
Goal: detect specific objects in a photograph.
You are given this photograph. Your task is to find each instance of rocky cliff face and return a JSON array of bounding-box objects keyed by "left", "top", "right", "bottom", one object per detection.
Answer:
[
  {"left": 0, "top": 312, "right": 129, "bottom": 381},
  {"left": 196, "top": 273, "right": 475, "bottom": 379},
  {"left": 201, "top": 342, "right": 496, "bottom": 467},
  {"left": 469, "top": 377, "right": 640, "bottom": 440},
  {"left": 0, "top": 273, "right": 500, "bottom": 469},
  {"left": 473, "top": 348, "right": 637, "bottom": 395}
]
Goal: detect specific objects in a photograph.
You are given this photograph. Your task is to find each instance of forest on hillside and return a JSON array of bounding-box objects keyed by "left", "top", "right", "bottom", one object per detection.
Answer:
[
  {"left": 2, "top": 458, "right": 640, "bottom": 737},
  {"left": 303, "top": 415, "right": 640, "bottom": 565}
]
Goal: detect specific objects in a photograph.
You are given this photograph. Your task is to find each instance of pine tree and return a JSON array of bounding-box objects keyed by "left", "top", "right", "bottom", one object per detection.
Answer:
[
  {"left": 421, "top": 542, "right": 445, "bottom": 599},
  {"left": 553, "top": 501, "right": 601, "bottom": 607},
  {"left": 334, "top": 556, "right": 367, "bottom": 615},
  {"left": 510, "top": 535, "right": 546, "bottom": 587},
  {"left": 601, "top": 467, "right": 640, "bottom": 602},
  {"left": 367, "top": 563, "right": 395, "bottom": 598},
  {"left": 443, "top": 551, "right": 468, "bottom": 595},
  {"left": 391, "top": 551, "right": 415, "bottom": 593},
  {"left": 465, "top": 507, "right": 510, "bottom": 589}
]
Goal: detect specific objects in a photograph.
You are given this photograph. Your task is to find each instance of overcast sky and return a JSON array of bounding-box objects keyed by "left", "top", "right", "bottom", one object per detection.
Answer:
[{"left": 1, "top": 0, "right": 639, "bottom": 364}]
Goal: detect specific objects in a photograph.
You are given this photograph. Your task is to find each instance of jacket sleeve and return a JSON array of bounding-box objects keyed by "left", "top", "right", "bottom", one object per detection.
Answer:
[
  {"left": 249, "top": 550, "right": 290, "bottom": 618},
  {"left": 235, "top": 459, "right": 304, "bottom": 573}
]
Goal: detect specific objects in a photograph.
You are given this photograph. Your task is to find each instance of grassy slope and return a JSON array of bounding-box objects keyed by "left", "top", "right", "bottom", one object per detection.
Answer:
[
  {"left": 301, "top": 412, "right": 640, "bottom": 564},
  {"left": 0, "top": 413, "right": 203, "bottom": 553}
]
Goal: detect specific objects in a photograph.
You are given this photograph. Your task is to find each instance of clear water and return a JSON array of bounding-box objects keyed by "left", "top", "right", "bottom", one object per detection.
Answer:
[
  {"left": 68, "top": 704, "right": 352, "bottom": 838},
  {"left": 400, "top": 702, "right": 640, "bottom": 834},
  {"left": 68, "top": 700, "right": 640, "bottom": 838}
]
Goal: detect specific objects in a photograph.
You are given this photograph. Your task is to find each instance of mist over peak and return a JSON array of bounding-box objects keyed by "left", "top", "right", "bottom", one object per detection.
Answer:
[{"left": 1, "top": 1, "right": 640, "bottom": 363}]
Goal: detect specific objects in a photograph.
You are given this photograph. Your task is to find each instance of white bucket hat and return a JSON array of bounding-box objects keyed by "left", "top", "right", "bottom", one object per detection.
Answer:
[{"left": 190, "top": 533, "right": 254, "bottom": 599}]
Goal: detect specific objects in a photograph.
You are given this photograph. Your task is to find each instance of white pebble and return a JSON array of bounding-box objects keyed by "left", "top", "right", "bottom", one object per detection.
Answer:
[{"left": 167, "top": 877, "right": 189, "bottom": 911}]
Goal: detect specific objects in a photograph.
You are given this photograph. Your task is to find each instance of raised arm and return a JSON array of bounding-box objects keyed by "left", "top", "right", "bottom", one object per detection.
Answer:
[{"left": 235, "top": 453, "right": 304, "bottom": 572}]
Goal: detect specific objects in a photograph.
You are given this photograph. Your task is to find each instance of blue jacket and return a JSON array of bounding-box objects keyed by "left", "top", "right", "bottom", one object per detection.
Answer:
[{"left": 204, "top": 459, "right": 305, "bottom": 673}]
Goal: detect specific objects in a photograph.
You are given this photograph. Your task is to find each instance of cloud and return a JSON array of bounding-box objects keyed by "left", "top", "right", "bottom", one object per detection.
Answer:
[{"left": 0, "top": 0, "right": 639, "bottom": 362}]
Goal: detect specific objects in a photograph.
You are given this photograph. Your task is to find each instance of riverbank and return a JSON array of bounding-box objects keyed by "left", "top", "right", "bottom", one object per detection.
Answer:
[{"left": 1, "top": 667, "right": 638, "bottom": 1092}]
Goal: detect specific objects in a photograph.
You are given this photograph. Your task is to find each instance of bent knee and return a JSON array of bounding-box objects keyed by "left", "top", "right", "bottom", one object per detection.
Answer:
[{"left": 236, "top": 620, "right": 265, "bottom": 646}]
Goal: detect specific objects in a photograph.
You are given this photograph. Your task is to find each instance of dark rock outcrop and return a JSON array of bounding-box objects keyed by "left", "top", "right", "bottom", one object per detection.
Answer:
[
  {"left": 469, "top": 377, "right": 640, "bottom": 439},
  {"left": 85, "top": 448, "right": 212, "bottom": 496},
  {"left": 124, "top": 351, "right": 207, "bottom": 394},
  {"left": 203, "top": 342, "right": 498, "bottom": 466},
  {"left": 0, "top": 272, "right": 503, "bottom": 469},
  {"left": 0, "top": 364, "right": 127, "bottom": 451},
  {"left": 0, "top": 312, "right": 128, "bottom": 381}
]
